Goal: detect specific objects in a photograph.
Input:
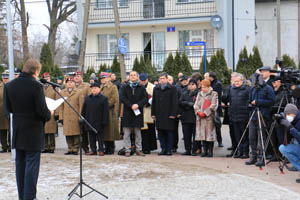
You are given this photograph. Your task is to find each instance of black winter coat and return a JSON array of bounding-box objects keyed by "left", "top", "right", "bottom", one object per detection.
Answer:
[
  {"left": 81, "top": 93, "right": 109, "bottom": 133},
  {"left": 228, "top": 84, "right": 251, "bottom": 122},
  {"left": 4, "top": 72, "right": 51, "bottom": 152},
  {"left": 120, "top": 83, "right": 148, "bottom": 128},
  {"left": 179, "top": 88, "right": 199, "bottom": 124},
  {"left": 272, "top": 86, "right": 287, "bottom": 114},
  {"left": 152, "top": 83, "right": 178, "bottom": 131},
  {"left": 211, "top": 78, "right": 223, "bottom": 114}
]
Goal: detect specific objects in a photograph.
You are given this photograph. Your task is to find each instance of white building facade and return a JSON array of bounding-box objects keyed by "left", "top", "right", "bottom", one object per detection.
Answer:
[{"left": 85, "top": 0, "right": 256, "bottom": 72}]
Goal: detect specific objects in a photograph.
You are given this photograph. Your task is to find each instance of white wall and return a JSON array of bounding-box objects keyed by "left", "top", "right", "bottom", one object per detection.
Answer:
[{"left": 255, "top": 1, "right": 299, "bottom": 66}]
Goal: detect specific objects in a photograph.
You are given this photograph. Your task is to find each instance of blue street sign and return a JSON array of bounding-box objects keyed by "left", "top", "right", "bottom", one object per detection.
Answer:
[
  {"left": 185, "top": 41, "right": 207, "bottom": 73},
  {"left": 118, "top": 38, "right": 127, "bottom": 55},
  {"left": 167, "top": 26, "right": 175, "bottom": 32}
]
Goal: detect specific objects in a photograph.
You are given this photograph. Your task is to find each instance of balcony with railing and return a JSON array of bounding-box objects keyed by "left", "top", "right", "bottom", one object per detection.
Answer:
[
  {"left": 85, "top": 48, "right": 221, "bottom": 72},
  {"left": 89, "top": 0, "right": 217, "bottom": 24}
]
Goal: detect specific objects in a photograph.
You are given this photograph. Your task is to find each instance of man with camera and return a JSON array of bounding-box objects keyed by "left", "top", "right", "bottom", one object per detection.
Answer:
[
  {"left": 278, "top": 104, "right": 300, "bottom": 183},
  {"left": 246, "top": 70, "right": 275, "bottom": 167}
]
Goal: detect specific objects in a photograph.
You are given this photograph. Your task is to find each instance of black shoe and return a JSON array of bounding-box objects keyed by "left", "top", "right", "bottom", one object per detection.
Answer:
[
  {"left": 172, "top": 149, "right": 177, "bottom": 153},
  {"left": 240, "top": 153, "right": 249, "bottom": 159},
  {"left": 200, "top": 152, "right": 208, "bottom": 157},
  {"left": 64, "top": 152, "right": 72, "bottom": 155},
  {"left": 227, "top": 146, "right": 233, "bottom": 151},
  {"left": 158, "top": 150, "right": 166, "bottom": 156},
  {"left": 72, "top": 152, "right": 78, "bottom": 155},
  {"left": 0, "top": 149, "right": 8, "bottom": 153},
  {"left": 296, "top": 178, "right": 300, "bottom": 183},
  {"left": 143, "top": 150, "right": 150, "bottom": 154},
  {"left": 166, "top": 150, "right": 172, "bottom": 156},
  {"left": 245, "top": 156, "right": 257, "bottom": 165},
  {"left": 218, "top": 143, "right": 224, "bottom": 147},
  {"left": 234, "top": 152, "right": 242, "bottom": 159},
  {"left": 226, "top": 151, "right": 234, "bottom": 157},
  {"left": 48, "top": 150, "right": 54, "bottom": 153},
  {"left": 255, "top": 159, "right": 265, "bottom": 167},
  {"left": 191, "top": 152, "right": 197, "bottom": 156},
  {"left": 182, "top": 151, "right": 191, "bottom": 156},
  {"left": 42, "top": 150, "right": 49, "bottom": 153}
]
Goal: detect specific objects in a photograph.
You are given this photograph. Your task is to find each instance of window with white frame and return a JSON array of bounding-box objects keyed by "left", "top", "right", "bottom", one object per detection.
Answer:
[
  {"left": 97, "top": 33, "right": 129, "bottom": 59},
  {"left": 179, "top": 29, "right": 214, "bottom": 56},
  {"left": 96, "top": 0, "right": 128, "bottom": 9}
]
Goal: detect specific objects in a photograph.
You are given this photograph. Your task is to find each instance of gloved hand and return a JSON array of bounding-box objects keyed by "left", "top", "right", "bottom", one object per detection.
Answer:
[
  {"left": 58, "top": 120, "right": 63, "bottom": 125},
  {"left": 280, "top": 119, "right": 292, "bottom": 129},
  {"left": 54, "top": 115, "right": 59, "bottom": 121},
  {"left": 197, "top": 112, "right": 206, "bottom": 118}
]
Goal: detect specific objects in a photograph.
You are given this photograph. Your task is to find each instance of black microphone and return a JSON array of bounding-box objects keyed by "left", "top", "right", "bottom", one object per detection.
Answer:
[{"left": 40, "top": 78, "right": 61, "bottom": 89}]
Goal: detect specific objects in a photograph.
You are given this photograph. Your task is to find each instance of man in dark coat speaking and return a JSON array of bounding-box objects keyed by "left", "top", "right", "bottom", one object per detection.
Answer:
[{"left": 4, "top": 59, "right": 51, "bottom": 200}]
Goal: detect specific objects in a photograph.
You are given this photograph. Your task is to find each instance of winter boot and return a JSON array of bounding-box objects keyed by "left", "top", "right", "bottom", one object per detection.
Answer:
[
  {"left": 245, "top": 153, "right": 257, "bottom": 165},
  {"left": 200, "top": 141, "right": 208, "bottom": 157},
  {"left": 207, "top": 142, "right": 214, "bottom": 157}
]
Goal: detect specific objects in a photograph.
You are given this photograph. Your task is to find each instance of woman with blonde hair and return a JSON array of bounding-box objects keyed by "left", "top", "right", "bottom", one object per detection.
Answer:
[{"left": 194, "top": 80, "right": 218, "bottom": 157}]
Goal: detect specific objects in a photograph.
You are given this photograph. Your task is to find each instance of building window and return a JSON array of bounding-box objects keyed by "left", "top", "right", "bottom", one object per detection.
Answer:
[
  {"left": 97, "top": 33, "right": 129, "bottom": 59},
  {"left": 177, "top": 0, "right": 214, "bottom": 3},
  {"left": 96, "top": 0, "right": 128, "bottom": 9},
  {"left": 179, "top": 29, "right": 214, "bottom": 56}
]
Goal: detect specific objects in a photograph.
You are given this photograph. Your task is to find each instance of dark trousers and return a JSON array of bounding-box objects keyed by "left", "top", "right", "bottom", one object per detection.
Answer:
[
  {"left": 228, "top": 123, "right": 236, "bottom": 150},
  {"left": 141, "top": 123, "right": 157, "bottom": 152},
  {"left": 88, "top": 131, "right": 104, "bottom": 153},
  {"left": 0, "top": 129, "right": 9, "bottom": 150},
  {"left": 158, "top": 130, "right": 173, "bottom": 151},
  {"left": 82, "top": 131, "right": 89, "bottom": 153},
  {"left": 45, "top": 134, "right": 55, "bottom": 151},
  {"left": 233, "top": 121, "right": 249, "bottom": 154},
  {"left": 16, "top": 149, "right": 40, "bottom": 200},
  {"left": 172, "top": 119, "right": 179, "bottom": 150},
  {"left": 249, "top": 120, "right": 267, "bottom": 155},
  {"left": 182, "top": 123, "right": 196, "bottom": 153},
  {"left": 66, "top": 135, "right": 80, "bottom": 153},
  {"left": 215, "top": 113, "right": 222, "bottom": 144},
  {"left": 104, "top": 141, "right": 115, "bottom": 154}
]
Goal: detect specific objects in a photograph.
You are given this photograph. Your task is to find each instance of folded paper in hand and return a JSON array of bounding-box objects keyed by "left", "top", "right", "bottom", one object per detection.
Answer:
[
  {"left": 134, "top": 109, "right": 141, "bottom": 116},
  {"left": 46, "top": 97, "right": 66, "bottom": 111}
]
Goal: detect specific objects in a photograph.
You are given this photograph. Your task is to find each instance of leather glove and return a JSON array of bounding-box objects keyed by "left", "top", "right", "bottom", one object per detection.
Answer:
[
  {"left": 58, "top": 120, "right": 63, "bottom": 125},
  {"left": 280, "top": 119, "right": 292, "bottom": 129},
  {"left": 54, "top": 115, "right": 59, "bottom": 121},
  {"left": 197, "top": 112, "right": 206, "bottom": 118}
]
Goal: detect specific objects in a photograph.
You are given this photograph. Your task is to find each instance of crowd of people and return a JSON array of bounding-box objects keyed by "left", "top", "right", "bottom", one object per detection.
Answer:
[{"left": 1, "top": 63, "right": 300, "bottom": 184}]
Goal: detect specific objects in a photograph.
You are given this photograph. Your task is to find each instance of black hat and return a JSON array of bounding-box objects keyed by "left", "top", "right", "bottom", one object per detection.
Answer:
[
  {"left": 188, "top": 78, "right": 197, "bottom": 85},
  {"left": 180, "top": 75, "right": 188, "bottom": 81},
  {"left": 271, "top": 76, "right": 281, "bottom": 82},
  {"left": 259, "top": 66, "right": 271, "bottom": 71},
  {"left": 139, "top": 73, "right": 148, "bottom": 81},
  {"left": 90, "top": 82, "right": 100, "bottom": 88}
]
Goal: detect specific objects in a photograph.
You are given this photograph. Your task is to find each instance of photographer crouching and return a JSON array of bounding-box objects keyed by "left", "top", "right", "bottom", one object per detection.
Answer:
[{"left": 278, "top": 104, "right": 300, "bottom": 183}]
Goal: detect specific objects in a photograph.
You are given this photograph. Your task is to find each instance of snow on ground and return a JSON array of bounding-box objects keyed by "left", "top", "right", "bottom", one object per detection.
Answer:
[{"left": 1, "top": 154, "right": 300, "bottom": 200}]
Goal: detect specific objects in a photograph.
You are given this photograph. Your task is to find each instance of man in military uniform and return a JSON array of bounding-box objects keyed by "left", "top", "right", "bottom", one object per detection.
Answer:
[
  {"left": 99, "top": 72, "right": 120, "bottom": 154},
  {"left": 0, "top": 71, "right": 10, "bottom": 152},
  {"left": 42, "top": 72, "right": 58, "bottom": 153},
  {"left": 74, "top": 70, "right": 91, "bottom": 154},
  {"left": 59, "top": 77, "right": 84, "bottom": 155}
]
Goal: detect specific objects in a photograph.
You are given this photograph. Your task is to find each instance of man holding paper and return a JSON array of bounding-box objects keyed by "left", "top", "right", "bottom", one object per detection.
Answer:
[
  {"left": 4, "top": 59, "right": 51, "bottom": 200},
  {"left": 119, "top": 71, "right": 148, "bottom": 157}
]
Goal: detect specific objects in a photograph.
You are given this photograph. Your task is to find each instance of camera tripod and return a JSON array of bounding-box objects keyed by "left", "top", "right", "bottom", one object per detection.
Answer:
[
  {"left": 50, "top": 85, "right": 108, "bottom": 199},
  {"left": 232, "top": 107, "right": 278, "bottom": 173}
]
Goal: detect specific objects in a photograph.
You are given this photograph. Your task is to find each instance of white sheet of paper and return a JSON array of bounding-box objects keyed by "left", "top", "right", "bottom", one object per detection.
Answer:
[
  {"left": 134, "top": 109, "right": 141, "bottom": 116},
  {"left": 46, "top": 97, "right": 66, "bottom": 111},
  {"left": 148, "top": 98, "right": 152, "bottom": 105}
]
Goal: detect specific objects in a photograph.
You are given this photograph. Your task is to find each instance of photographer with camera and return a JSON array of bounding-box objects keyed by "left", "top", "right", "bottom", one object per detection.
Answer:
[
  {"left": 278, "top": 104, "right": 300, "bottom": 183},
  {"left": 246, "top": 70, "right": 275, "bottom": 167}
]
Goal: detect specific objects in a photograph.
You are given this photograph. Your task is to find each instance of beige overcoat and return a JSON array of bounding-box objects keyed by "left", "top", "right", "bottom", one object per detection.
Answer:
[
  {"left": 44, "top": 85, "right": 57, "bottom": 134},
  {"left": 0, "top": 82, "right": 8, "bottom": 130},
  {"left": 142, "top": 82, "right": 154, "bottom": 130}
]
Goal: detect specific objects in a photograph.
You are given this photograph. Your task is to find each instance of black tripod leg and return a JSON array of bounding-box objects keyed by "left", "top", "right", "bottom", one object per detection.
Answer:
[
  {"left": 257, "top": 110, "right": 268, "bottom": 173},
  {"left": 68, "top": 183, "right": 80, "bottom": 199},
  {"left": 82, "top": 182, "right": 108, "bottom": 199}
]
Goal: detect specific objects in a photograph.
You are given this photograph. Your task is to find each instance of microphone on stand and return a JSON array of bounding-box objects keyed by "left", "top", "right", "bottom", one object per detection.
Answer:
[{"left": 40, "top": 78, "right": 61, "bottom": 89}]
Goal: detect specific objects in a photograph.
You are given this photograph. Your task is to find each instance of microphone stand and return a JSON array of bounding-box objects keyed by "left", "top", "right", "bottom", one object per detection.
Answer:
[{"left": 49, "top": 85, "right": 108, "bottom": 199}]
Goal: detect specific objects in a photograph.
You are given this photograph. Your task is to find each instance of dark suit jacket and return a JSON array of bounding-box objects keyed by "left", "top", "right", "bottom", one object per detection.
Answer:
[{"left": 4, "top": 72, "right": 51, "bottom": 152}]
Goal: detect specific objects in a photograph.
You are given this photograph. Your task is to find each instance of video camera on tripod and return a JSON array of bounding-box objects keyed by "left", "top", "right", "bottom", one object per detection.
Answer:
[{"left": 271, "top": 67, "right": 300, "bottom": 86}]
